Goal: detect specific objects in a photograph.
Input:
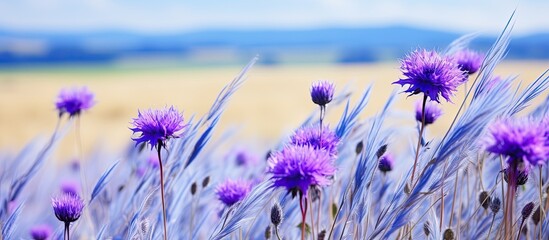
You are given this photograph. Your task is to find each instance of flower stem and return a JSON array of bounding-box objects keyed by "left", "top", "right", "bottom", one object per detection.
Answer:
[
  {"left": 505, "top": 166, "right": 517, "bottom": 240},
  {"left": 65, "top": 222, "right": 70, "bottom": 240},
  {"left": 487, "top": 213, "right": 496, "bottom": 240},
  {"left": 157, "top": 144, "right": 168, "bottom": 240},
  {"left": 275, "top": 226, "right": 282, "bottom": 240},
  {"left": 411, "top": 94, "right": 427, "bottom": 186},
  {"left": 516, "top": 218, "right": 526, "bottom": 240},
  {"left": 299, "top": 193, "right": 308, "bottom": 240}
]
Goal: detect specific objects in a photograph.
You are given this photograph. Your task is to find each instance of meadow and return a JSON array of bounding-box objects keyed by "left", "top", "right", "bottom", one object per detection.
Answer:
[{"left": 1, "top": 17, "right": 549, "bottom": 240}]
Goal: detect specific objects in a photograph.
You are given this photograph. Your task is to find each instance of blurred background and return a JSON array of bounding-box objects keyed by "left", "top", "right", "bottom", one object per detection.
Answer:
[{"left": 0, "top": 0, "right": 548, "bottom": 156}]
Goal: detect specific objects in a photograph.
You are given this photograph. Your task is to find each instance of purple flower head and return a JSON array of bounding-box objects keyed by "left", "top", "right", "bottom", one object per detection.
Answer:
[
  {"left": 234, "top": 149, "right": 258, "bottom": 166},
  {"left": 393, "top": 49, "right": 465, "bottom": 103},
  {"left": 378, "top": 153, "right": 394, "bottom": 173},
  {"left": 310, "top": 80, "right": 335, "bottom": 106},
  {"left": 55, "top": 86, "right": 95, "bottom": 117},
  {"left": 290, "top": 125, "right": 340, "bottom": 157},
  {"left": 130, "top": 106, "right": 187, "bottom": 149},
  {"left": 267, "top": 145, "right": 336, "bottom": 196},
  {"left": 215, "top": 179, "right": 252, "bottom": 207},
  {"left": 30, "top": 224, "right": 53, "bottom": 240},
  {"left": 415, "top": 100, "right": 443, "bottom": 125},
  {"left": 51, "top": 193, "right": 84, "bottom": 223},
  {"left": 453, "top": 49, "right": 483, "bottom": 75},
  {"left": 485, "top": 118, "right": 549, "bottom": 168},
  {"left": 60, "top": 180, "right": 80, "bottom": 195}
]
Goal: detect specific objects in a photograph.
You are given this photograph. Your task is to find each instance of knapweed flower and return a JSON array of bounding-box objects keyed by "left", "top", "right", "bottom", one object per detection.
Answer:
[
  {"left": 453, "top": 49, "right": 483, "bottom": 75},
  {"left": 55, "top": 87, "right": 95, "bottom": 117},
  {"left": 485, "top": 118, "right": 549, "bottom": 168},
  {"left": 60, "top": 180, "right": 80, "bottom": 195},
  {"left": 268, "top": 145, "right": 336, "bottom": 196},
  {"left": 415, "top": 100, "right": 443, "bottom": 125},
  {"left": 30, "top": 224, "right": 52, "bottom": 240},
  {"left": 378, "top": 153, "right": 394, "bottom": 173},
  {"left": 215, "top": 179, "right": 252, "bottom": 207},
  {"left": 310, "top": 80, "right": 335, "bottom": 106},
  {"left": 290, "top": 125, "right": 340, "bottom": 157},
  {"left": 51, "top": 193, "right": 84, "bottom": 223},
  {"left": 234, "top": 149, "right": 258, "bottom": 166},
  {"left": 393, "top": 49, "right": 465, "bottom": 103},
  {"left": 130, "top": 106, "right": 186, "bottom": 148}
]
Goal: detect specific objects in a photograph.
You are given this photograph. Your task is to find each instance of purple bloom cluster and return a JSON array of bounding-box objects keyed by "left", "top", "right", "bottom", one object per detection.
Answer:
[
  {"left": 310, "top": 80, "right": 335, "bottom": 106},
  {"left": 415, "top": 100, "right": 443, "bottom": 125},
  {"left": 215, "top": 179, "right": 253, "bottom": 207},
  {"left": 51, "top": 193, "right": 84, "bottom": 223},
  {"left": 130, "top": 106, "right": 186, "bottom": 148},
  {"left": 29, "top": 224, "right": 52, "bottom": 240},
  {"left": 453, "top": 49, "right": 483, "bottom": 75},
  {"left": 393, "top": 49, "right": 465, "bottom": 103},
  {"left": 485, "top": 118, "right": 549, "bottom": 168},
  {"left": 55, "top": 87, "right": 95, "bottom": 117},
  {"left": 234, "top": 149, "right": 258, "bottom": 166},
  {"left": 267, "top": 145, "right": 336, "bottom": 196},
  {"left": 290, "top": 125, "right": 340, "bottom": 157}
]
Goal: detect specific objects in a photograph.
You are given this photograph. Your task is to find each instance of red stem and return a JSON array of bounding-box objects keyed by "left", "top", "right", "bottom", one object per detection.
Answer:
[
  {"left": 299, "top": 193, "right": 308, "bottom": 240},
  {"left": 157, "top": 144, "right": 168, "bottom": 240},
  {"left": 411, "top": 94, "right": 427, "bottom": 187}
]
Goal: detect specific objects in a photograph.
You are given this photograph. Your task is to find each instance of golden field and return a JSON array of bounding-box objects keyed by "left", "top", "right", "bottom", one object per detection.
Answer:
[{"left": 0, "top": 61, "right": 547, "bottom": 157}]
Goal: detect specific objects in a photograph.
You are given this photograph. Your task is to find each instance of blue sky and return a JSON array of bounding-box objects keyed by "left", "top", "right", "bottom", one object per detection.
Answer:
[{"left": 0, "top": 0, "right": 548, "bottom": 35}]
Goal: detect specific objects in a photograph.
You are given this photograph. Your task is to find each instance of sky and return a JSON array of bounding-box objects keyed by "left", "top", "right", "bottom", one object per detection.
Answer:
[{"left": 0, "top": 0, "right": 548, "bottom": 35}]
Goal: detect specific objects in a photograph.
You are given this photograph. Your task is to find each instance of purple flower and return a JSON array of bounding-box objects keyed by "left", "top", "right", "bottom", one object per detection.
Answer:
[
  {"left": 393, "top": 49, "right": 465, "bottom": 103},
  {"left": 30, "top": 224, "right": 52, "bottom": 240},
  {"left": 234, "top": 149, "right": 258, "bottom": 166},
  {"left": 378, "top": 153, "right": 394, "bottom": 173},
  {"left": 310, "top": 80, "right": 335, "bottom": 106},
  {"left": 60, "top": 180, "right": 80, "bottom": 195},
  {"left": 215, "top": 179, "right": 252, "bottom": 207},
  {"left": 51, "top": 193, "right": 84, "bottom": 223},
  {"left": 130, "top": 106, "right": 186, "bottom": 148},
  {"left": 55, "top": 87, "right": 95, "bottom": 117},
  {"left": 485, "top": 118, "right": 549, "bottom": 168},
  {"left": 415, "top": 100, "right": 443, "bottom": 125},
  {"left": 267, "top": 145, "right": 336, "bottom": 196},
  {"left": 290, "top": 125, "right": 340, "bottom": 157},
  {"left": 453, "top": 49, "right": 483, "bottom": 75}
]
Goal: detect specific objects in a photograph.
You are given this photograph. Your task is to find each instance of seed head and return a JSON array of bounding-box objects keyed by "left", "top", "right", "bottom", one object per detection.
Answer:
[
  {"left": 521, "top": 202, "right": 535, "bottom": 219},
  {"left": 479, "top": 191, "right": 491, "bottom": 210},
  {"left": 202, "top": 176, "right": 210, "bottom": 188},
  {"left": 270, "top": 203, "right": 283, "bottom": 226},
  {"left": 490, "top": 197, "right": 501, "bottom": 214},
  {"left": 443, "top": 228, "right": 455, "bottom": 240}
]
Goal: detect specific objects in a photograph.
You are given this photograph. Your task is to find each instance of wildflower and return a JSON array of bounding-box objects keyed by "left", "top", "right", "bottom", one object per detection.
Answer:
[
  {"left": 60, "top": 180, "right": 80, "bottom": 195},
  {"left": 290, "top": 125, "right": 340, "bottom": 157},
  {"left": 268, "top": 145, "right": 336, "bottom": 196},
  {"left": 485, "top": 118, "right": 549, "bottom": 168},
  {"left": 55, "top": 87, "right": 95, "bottom": 117},
  {"left": 51, "top": 193, "right": 84, "bottom": 223},
  {"left": 130, "top": 106, "right": 186, "bottom": 149},
  {"left": 393, "top": 49, "right": 465, "bottom": 103},
  {"left": 215, "top": 179, "right": 252, "bottom": 207},
  {"left": 234, "top": 149, "right": 258, "bottom": 166},
  {"left": 30, "top": 224, "right": 52, "bottom": 240},
  {"left": 453, "top": 49, "right": 483, "bottom": 75},
  {"left": 415, "top": 100, "right": 443, "bottom": 125},
  {"left": 378, "top": 153, "right": 394, "bottom": 173},
  {"left": 310, "top": 80, "right": 335, "bottom": 106}
]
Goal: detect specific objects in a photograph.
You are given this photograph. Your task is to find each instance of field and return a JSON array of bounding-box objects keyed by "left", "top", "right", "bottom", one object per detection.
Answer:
[{"left": 1, "top": 61, "right": 547, "bottom": 157}]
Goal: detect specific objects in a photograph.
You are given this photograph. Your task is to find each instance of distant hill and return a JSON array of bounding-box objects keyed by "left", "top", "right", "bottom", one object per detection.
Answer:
[{"left": 0, "top": 26, "right": 547, "bottom": 66}]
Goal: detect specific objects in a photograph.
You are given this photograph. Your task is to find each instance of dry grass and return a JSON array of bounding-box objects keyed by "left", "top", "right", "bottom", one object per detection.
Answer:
[{"left": 0, "top": 61, "right": 547, "bottom": 157}]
